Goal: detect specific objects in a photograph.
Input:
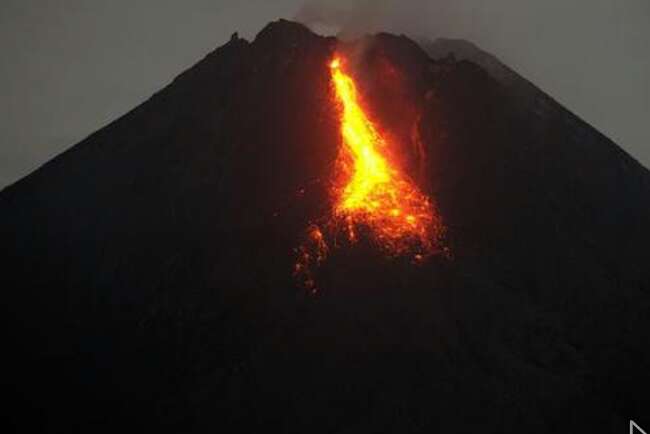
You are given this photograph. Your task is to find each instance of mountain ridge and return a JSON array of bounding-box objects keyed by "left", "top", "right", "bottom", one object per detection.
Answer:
[{"left": 2, "top": 19, "right": 649, "bottom": 433}]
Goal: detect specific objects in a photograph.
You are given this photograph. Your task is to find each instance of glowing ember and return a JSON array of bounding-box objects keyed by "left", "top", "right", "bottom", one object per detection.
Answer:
[
  {"left": 329, "top": 56, "right": 438, "bottom": 254},
  {"left": 294, "top": 55, "right": 445, "bottom": 290}
]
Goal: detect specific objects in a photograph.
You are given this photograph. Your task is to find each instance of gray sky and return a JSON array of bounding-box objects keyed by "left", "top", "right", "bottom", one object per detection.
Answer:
[{"left": 1, "top": 0, "right": 648, "bottom": 188}]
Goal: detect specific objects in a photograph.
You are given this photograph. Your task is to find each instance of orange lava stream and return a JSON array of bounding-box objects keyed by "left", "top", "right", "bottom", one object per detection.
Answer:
[{"left": 329, "top": 56, "right": 435, "bottom": 255}]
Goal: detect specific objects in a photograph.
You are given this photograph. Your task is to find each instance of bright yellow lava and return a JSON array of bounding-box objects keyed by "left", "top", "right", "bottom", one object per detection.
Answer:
[
  {"left": 293, "top": 57, "right": 444, "bottom": 290},
  {"left": 329, "top": 56, "right": 435, "bottom": 253}
]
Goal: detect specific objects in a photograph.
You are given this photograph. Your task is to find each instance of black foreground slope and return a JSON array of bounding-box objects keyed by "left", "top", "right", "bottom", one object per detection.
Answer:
[{"left": 2, "top": 20, "right": 650, "bottom": 433}]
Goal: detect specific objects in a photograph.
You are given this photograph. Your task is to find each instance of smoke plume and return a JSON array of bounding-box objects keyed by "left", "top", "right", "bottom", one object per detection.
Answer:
[{"left": 294, "top": 0, "right": 437, "bottom": 40}]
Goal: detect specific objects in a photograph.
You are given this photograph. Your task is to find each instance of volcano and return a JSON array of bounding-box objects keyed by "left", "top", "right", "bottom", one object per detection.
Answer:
[{"left": 2, "top": 20, "right": 649, "bottom": 433}]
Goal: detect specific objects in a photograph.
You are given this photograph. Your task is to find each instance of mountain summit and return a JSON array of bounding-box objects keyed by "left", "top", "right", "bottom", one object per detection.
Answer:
[{"left": 2, "top": 20, "right": 649, "bottom": 433}]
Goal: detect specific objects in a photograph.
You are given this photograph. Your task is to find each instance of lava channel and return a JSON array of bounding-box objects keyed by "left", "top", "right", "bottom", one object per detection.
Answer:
[{"left": 294, "top": 55, "right": 445, "bottom": 290}]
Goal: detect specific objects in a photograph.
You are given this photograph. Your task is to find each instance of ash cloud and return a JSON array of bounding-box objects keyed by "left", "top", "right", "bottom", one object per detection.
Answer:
[{"left": 294, "top": 0, "right": 438, "bottom": 40}]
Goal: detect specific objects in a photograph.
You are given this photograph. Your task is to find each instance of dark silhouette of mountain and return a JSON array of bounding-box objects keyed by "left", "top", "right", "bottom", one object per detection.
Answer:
[
  {"left": 424, "top": 37, "right": 539, "bottom": 101},
  {"left": 2, "top": 20, "right": 649, "bottom": 433}
]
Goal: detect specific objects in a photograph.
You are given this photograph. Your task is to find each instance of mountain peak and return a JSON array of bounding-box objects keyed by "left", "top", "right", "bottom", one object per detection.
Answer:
[
  {"left": 255, "top": 18, "right": 319, "bottom": 43},
  {"left": 3, "top": 20, "right": 650, "bottom": 433}
]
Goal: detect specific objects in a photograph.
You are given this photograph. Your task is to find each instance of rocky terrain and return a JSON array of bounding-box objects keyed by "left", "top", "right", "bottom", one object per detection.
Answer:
[{"left": 2, "top": 19, "right": 649, "bottom": 433}]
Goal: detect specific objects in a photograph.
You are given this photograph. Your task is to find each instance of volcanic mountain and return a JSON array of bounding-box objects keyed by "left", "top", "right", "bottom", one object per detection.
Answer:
[{"left": 2, "top": 20, "right": 649, "bottom": 433}]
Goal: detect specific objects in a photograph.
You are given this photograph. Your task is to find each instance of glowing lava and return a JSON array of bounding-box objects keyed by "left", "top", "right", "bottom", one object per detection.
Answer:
[
  {"left": 329, "top": 56, "right": 438, "bottom": 254},
  {"left": 294, "top": 55, "right": 445, "bottom": 291}
]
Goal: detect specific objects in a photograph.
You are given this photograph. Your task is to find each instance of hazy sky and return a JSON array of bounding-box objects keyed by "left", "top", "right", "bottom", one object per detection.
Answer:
[{"left": 1, "top": 0, "right": 648, "bottom": 188}]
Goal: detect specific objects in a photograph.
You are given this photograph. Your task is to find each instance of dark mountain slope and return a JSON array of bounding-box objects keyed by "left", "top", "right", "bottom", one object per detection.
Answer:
[
  {"left": 2, "top": 20, "right": 649, "bottom": 433},
  {"left": 424, "top": 37, "right": 536, "bottom": 100}
]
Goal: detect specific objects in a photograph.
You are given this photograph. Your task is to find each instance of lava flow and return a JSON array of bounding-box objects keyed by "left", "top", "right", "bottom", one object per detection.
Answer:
[
  {"left": 329, "top": 56, "right": 439, "bottom": 254},
  {"left": 294, "top": 55, "right": 444, "bottom": 290}
]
